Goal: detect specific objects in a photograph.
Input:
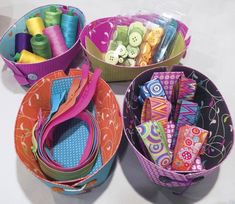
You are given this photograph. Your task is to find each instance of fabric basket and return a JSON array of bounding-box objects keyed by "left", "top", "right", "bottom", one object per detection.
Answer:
[
  {"left": 0, "top": 4, "right": 85, "bottom": 86},
  {"left": 123, "top": 65, "right": 234, "bottom": 188},
  {"left": 80, "top": 16, "right": 190, "bottom": 82},
  {"left": 15, "top": 68, "right": 123, "bottom": 195}
]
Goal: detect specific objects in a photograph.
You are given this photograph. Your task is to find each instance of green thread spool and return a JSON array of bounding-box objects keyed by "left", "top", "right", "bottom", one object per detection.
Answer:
[
  {"left": 30, "top": 34, "right": 52, "bottom": 59},
  {"left": 44, "top": 6, "right": 62, "bottom": 27}
]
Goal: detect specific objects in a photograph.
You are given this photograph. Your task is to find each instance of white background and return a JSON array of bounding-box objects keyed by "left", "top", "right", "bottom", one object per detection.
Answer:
[{"left": 0, "top": 0, "right": 235, "bottom": 203}]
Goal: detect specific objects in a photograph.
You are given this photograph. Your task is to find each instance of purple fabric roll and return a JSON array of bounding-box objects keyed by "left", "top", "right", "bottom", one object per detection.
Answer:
[{"left": 15, "top": 33, "right": 32, "bottom": 53}]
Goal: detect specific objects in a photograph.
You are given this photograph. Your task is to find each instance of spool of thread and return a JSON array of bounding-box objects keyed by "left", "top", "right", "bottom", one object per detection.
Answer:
[
  {"left": 26, "top": 16, "right": 45, "bottom": 36},
  {"left": 15, "top": 33, "right": 32, "bottom": 53},
  {"left": 61, "top": 10, "right": 79, "bottom": 48},
  {"left": 31, "top": 34, "right": 52, "bottom": 59},
  {"left": 14, "top": 49, "right": 46, "bottom": 64},
  {"left": 43, "top": 25, "right": 68, "bottom": 57},
  {"left": 44, "top": 6, "right": 62, "bottom": 27}
]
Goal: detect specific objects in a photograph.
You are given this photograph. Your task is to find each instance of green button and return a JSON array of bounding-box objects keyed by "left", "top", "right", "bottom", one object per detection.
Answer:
[
  {"left": 129, "top": 32, "right": 142, "bottom": 47},
  {"left": 129, "top": 21, "right": 147, "bottom": 36},
  {"left": 127, "top": 45, "right": 140, "bottom": 58},
  {"left": 105, "top": 51, "right": 119, "bottom": 65},
  {"left": 124, "top": 58, "right": 136, "bottom": 67},
  {"left": 116, "top": 44, "right": 127, "bottom": 56},
  {"left": 118, "top": 57, "right": 124, "bottom": 64}
]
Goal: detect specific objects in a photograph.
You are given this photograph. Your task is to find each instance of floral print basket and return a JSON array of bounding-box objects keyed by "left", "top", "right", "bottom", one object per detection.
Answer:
[
  {"left": 15, "top": 68, "right": 123, "bottom": 195},
  {"left": 123, "top": 65, "right": 234, "bottom": 188}
]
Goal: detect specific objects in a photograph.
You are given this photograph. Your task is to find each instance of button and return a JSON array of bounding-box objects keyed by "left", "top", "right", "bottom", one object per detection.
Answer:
[
  {"left": 141, "top": 53, "right": 151, "bottom": 62},
  {"left": 129, "top": 32, "right": 142, "bottom": 47},
  {"left": 28, "top": 73, "right": 38, "bottom": 81},
  {"left": 146, "top": 32, "right": 161, "bottom": 47},
  {"left": 118, "top": 57, "right": 124, "bottom": 64},
  {"left": 139, "top": 60, "right": 148, "bottom": 66},
  {"left": 124, "top": 58, "right": 136, "bottom": 67},
  {"left": 116, "top": 44, "right": 127, "bottom": 56},
  {"left": 104, "top": 51, "right": 119, "bottom": 65},
  {"left": 129, "top": 21, "right": 146, "bottom": 36},
  {"left": 152, "top": 27, "right": 164, "bottom": 37},
  {"left": 140, "top": 42, "right": 151, "bottom": 55},
  {"left": 127, "top": 45, "right": 140, "bottom": 58}
]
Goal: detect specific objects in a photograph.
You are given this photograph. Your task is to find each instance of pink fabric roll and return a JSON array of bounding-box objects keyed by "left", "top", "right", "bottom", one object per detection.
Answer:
[{"left": 43, "top": 25, "right": 68, "bottom": 57}]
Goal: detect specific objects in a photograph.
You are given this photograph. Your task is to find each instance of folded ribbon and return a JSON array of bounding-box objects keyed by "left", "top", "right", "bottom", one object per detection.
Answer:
[
  {"left": 31, "top": 65, "right": 102, "bottom": 181},
  {"left": 172, "top": 125, "right": 208, "bottom": 171},
  {"left": 171, "top": 100, "right": 199, "bottom": 150},
  {"left": 136, "top": 121, "right": 171, "bottom": 168},
  {"left": 138, "top": 78, "right": 167, "bottom": 104},
  {"left": 141, "top": 97, "right": 171, "bottom": 129}
]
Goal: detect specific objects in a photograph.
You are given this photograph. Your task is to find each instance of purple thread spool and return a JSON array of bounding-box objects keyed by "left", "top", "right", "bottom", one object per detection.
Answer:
[
  {"left": 15, "top": 33, "right": 32, "bottom": 54},
  {"left": 43, "top": 25, "right": 68, "bottom": 57}
]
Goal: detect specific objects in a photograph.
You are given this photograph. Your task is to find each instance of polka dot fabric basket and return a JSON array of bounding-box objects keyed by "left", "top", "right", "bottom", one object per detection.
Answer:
[
  {"left": 15, "top": 68, "right": 123, "bottom": 195},
  {"left": 0, "top": 4, "right": 85, "bottom": 86},
  {"left": 123, "top": 65, "right": 234, "bottom": 188}
]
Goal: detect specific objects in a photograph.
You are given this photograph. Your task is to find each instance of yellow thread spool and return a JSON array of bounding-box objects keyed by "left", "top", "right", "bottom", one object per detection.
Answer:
[
  {"left": 26, "top": 17, "right": 45, "bottom": 36},
  {"left": 14, "top": 49, "right": 46, "bottom": 63}
]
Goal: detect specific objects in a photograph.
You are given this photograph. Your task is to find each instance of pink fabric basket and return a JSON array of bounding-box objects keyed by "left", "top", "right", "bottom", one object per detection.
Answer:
[
  {"left": 0, "top": 4, "right": 85, "bottom": 86},
  {"left": 123, "top": 65, "right": 234, "bottom": 188}
]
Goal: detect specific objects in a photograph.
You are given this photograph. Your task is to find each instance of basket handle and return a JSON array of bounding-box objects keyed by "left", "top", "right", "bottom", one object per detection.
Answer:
[
  {"left": 159, "top": 175, "right": 204, "bottom": 195},
  {"left": 63, "top": 184, "right": 87, "bottom": 193}
]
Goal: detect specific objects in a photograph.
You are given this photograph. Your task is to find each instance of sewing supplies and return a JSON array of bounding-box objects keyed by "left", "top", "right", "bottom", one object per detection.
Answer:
[
  {"left": 26, "top": 16, "right": 45, "bottom": 36},
  {"left": 136, "top": 121, "right": 172, "bottom": 168},
  {"left": 172, "top": 125, "right": 208, "bottom": 171},
  {"left": 14, "top": 49, "right": 46, "bottom": 63},
  {"left": 30, "top": 34, "right": 52, "bottom": 59},
  {"left": 61, "top": 10, "right": 79, "bottom": 48},
  {"left": 43, "top": 25, "right": 68, "bottom": 57},
  {"left": 44, "top": 6, "right": 62, "bottom": 27},
  {"left": 15, "top": 33, "right": 32, "bottom": 53},
  {"left": 136, "top": 71, "right": 209, "bottom": 172}
]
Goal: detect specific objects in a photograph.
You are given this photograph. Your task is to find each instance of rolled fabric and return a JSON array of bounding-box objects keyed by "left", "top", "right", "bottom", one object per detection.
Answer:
[
  {"left": 141, "top": 97, "right": 171, "bottom": 129},
  {"left": 138, "top": 78, "right": 167, "bottom": 104},
  {"left": 136, "top": 120, "right": 171, "bottom": 168},
  {"left": 151, "top": 71, "right": 184, "bottom": 101},
  {"left": 172, "top": 125, "right": 208, "bottom": 171},
  {"left": 171, "top": 100, "right": 199, "bottom": 150}
]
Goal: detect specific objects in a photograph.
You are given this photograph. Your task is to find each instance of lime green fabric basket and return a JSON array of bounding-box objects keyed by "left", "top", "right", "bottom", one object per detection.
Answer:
[{"left": 80, "top": 16, "right": 189, "bottom": 82}]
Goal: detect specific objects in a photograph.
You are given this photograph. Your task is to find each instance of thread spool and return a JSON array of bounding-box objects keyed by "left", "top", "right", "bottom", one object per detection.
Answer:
[
  {"left": 14, "top": 49, "right": 46, "bottom": 64},
  {"left": 26, "top": 16, "right": 45, "bottom": 36},
  {"left": 61, "top": 10, "right": 79, "bottom": 48},
  {"left": 30, "top": 34, "right": 52, "bottom": 59},
  {"left": 15, "top": 33, "right": 32, "bottom": 53},
  {"left": 44, "top": 6, "right": 62, "bottom": 27},
  {"left": 43, "top": 25, "right": 68, "bottom": 57}
]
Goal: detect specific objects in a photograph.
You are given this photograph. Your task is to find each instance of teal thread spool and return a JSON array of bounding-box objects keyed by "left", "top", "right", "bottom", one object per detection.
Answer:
[
  {"left": 44, "top": 6, "right": 62, "bottom": 27},
  {"left": 30, "top": 34, "right": 52, "bottom": 59},
  {"left": 61, "top": 10, "right": 79, "bottom": 48}
]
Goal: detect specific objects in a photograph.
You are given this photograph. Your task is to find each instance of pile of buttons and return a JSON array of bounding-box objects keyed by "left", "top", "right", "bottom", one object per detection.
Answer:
[
  {"left": 136, "top": 71, "right": 209, "bottom": 172},
  {"left": 30, "top": 65, "right": 104, "bottom": 183},
  {"left": 104, "top": 15, "right": 178, "bottom": 66}
]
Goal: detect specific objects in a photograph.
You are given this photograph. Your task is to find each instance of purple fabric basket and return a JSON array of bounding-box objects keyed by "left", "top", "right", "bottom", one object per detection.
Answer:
[
  {"left": 0, "top": 4, "right": 85, "bottom": 86},
  {"left": 123, "top": 65, "right": 234, "bottom": 188}
]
